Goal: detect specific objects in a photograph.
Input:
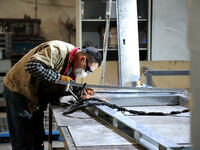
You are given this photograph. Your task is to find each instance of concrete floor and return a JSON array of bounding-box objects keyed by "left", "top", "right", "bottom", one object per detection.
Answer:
[{"left": 0, "top": 141, "right": 64, "bottom": 150}]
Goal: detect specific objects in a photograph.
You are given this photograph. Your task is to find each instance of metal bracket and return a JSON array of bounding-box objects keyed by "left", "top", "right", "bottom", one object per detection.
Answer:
[{"left": 144, "top": 70, "right": 190, "bottom": 86}]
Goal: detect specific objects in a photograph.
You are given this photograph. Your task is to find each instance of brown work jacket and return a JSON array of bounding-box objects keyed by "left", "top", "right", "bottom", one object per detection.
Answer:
[{"left": 3, "top": 40, "right": 75, "bottom": 112}]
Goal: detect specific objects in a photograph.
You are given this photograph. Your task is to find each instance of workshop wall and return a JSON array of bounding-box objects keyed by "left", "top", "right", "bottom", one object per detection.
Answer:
[
  {"left": 0, "top": 0, "right": 76, "bottom": 44},
  {"left": 77, "top": 61, "right": 119, "bottom": 86},
  {"left": 151, "top": 0, "right": 189, "bottom": 61},
  {"left": 140, "top": 61, "right": 190, "bottom": 90}
]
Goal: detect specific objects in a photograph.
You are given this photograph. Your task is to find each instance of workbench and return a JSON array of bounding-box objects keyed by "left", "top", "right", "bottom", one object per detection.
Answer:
[
  {"left": 49, "top": 105, "right": 145, "bottom": 150},
  {"left": 48, "top": 86, "right": 191, "bottom": 150}
]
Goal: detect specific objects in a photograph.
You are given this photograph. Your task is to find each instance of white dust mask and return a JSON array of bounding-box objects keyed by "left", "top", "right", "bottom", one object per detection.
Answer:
[{"left": 74, "top": 68, "right": 88, "bottom": 78}]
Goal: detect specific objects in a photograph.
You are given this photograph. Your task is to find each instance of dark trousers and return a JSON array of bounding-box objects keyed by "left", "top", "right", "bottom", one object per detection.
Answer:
[{"left": 4, "top": 85, "right": 45, "bottom": 150}]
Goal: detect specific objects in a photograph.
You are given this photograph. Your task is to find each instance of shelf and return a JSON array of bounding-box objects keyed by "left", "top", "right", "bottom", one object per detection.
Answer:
[
  {"left": 82, "top": 18, "right": 116, "bottom": 22},
  {"left": 77, "top": 0, "right": 151, "bottom": 61},
  {"left": 82, "top": 19, "right": 106, "bottom": 22},
  {"left": 99, "top": 48, "right": 117, "bottom": 51},
  {"left": 98, "top": 50, "right": 148, "bottom": 61},
  {"left": 99, "top": 48, "right": 147, "bottom": 51},
  {"left": 138, "top": 18, "right": 148, "bottom": 21},
  {"left": 82, "top": 18, "right": 147, "bottom": 22},
  {"left": 139, "top": 48, "right": 148, "bottom": 51},
  {"left": 99, "top": 50, "right": 118, "bottom": 61}
]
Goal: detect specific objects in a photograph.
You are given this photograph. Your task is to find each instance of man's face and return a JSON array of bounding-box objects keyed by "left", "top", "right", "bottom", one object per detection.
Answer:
[{"left": 75, "top": 55, "right": 99, "bottom": 74}]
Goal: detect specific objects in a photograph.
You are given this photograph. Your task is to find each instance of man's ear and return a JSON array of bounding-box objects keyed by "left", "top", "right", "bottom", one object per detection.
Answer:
[{"left": 80, "top": 55, "right": 87, "bottom": 62}]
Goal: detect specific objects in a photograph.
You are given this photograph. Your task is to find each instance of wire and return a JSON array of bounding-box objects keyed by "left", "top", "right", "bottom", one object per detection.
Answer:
[{"left": 62, "top": 97, "right": 190, "bottom": 116}]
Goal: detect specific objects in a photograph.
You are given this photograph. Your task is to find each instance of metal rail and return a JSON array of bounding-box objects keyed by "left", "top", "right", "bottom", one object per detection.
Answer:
[{"left": 56, "top": 81, "right": 188, "bottom": 94}]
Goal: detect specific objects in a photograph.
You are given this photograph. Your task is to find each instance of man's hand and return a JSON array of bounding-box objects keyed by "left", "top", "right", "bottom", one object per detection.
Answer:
[{"left": 60, "top": 75, "right": 72, "bottom": 83}]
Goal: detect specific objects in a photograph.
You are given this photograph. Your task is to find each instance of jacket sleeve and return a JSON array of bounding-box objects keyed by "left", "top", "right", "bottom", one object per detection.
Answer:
[{"left": 25, "top": 59, "right": 61, "bottom": 84}]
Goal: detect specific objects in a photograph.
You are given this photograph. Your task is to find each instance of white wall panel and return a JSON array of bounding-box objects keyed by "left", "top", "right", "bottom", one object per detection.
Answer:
[{"left": 152, "top": 0, "right": 189, "bottom": 60}]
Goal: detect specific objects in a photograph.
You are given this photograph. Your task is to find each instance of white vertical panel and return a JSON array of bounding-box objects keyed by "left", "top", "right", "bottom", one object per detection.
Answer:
[
  {"left": 152, "top": 0, "right": 189, "bottom": 60},
  {"left": 188, "top": 0, "right": 200, "bottom": 149}
]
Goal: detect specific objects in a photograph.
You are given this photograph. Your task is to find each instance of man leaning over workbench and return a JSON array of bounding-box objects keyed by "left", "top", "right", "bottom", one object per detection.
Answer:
[{"left": 3, "top": 40, "right": 102, "bottom": 150}]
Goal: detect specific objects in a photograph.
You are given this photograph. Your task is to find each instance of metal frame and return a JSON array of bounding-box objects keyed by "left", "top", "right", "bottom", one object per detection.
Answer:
[
  {"left": 87, "top": 104, "right": 191, "bottom": 150},
  {"left": 144, "top": 70, "right": 190, "bottom": 86},
  {"left": 48, "top": 104, "right": 76, "bottom": 150},
  {"left": 84, "top": 88, "right": 190, "bottom": 150},
  {"left": 84, "top": 87, "right": 191, "bottom": 150},
  {"left": 59, "top": 127, "right": 76, "bottom": 150}
]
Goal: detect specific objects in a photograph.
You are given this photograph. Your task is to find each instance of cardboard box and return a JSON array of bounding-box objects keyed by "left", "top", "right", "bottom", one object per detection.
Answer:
[{"left": 101, "top": 26, "right": 118, "bottom": 48}]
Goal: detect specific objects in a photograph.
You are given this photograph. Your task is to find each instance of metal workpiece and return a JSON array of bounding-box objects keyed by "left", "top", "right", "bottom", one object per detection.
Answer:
[
  {"left": 51, "top": 82, "right": 190, "bottom": 150},
  {"left": 92, "top": 87, "right": 188, "bottom": 107}
]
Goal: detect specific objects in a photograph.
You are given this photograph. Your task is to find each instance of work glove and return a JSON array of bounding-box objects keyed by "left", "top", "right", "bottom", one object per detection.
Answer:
[
  {"left": 60, "top": 75, "right": 75, "bottom": 92},
  {"left": 60, "top": 75, "right": 72, "bottom": 83}
]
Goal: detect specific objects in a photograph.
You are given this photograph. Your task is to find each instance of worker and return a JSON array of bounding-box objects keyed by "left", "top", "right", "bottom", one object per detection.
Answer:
[{"left": 3, "top": 40, "right": 102, "bottom": 150}]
